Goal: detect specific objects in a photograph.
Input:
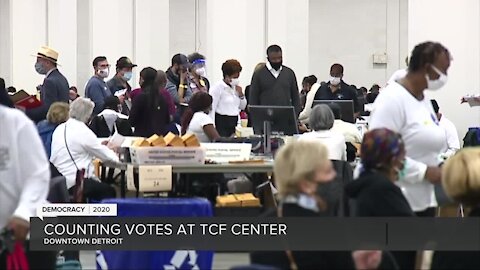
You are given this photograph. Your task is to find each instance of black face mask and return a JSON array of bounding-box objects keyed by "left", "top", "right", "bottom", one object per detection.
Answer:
[{"left": 268, "top": 59, "right": 282, "bottom": 71}]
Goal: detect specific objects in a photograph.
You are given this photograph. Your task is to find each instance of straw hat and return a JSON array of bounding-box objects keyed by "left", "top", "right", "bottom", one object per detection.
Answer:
[{"left": 33, "top": 46, "right": 59, "bottom": 64}]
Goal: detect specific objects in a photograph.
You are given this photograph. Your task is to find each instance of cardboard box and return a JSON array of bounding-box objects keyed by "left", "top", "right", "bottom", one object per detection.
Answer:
[
  {"left": 182, "top": 133, "right": 200, "bottom": 147},
  {"left": 132, "top": 138, "right": 150, "bottom": 147},
  {"left": 165, "top": 132, "right": 184, "bottom": 147},
  {"left": 147, "top": 134, "right": 166, "bottom": 147},
  {"left": 216, "top": 195, "right": 241, "bottom": 207},
  {"left": 235, "top": 193, "right": 261, "bottom": 207}
]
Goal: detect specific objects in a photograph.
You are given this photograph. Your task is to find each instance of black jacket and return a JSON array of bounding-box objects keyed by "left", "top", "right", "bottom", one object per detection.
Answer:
[
  {"left": 250, "top": 203, "right": 356, "bottom": 270},
  {"left": 129, "top": 91, "right": 170, "bottom": 138},
  {"left": 346, "top": 171, "right": 414, "bottom": 217},
  {"left": 431, "top": 207, "right": 480, "bottom": 270},
  {"left": 346, "top": 171, "right": 415, "bottom": 270},
  {"left": 26, "top": 69, "right": 70, "bottom": 123},
  {"left": 314, "top": 81, "right": 360, "bottom": 113}
]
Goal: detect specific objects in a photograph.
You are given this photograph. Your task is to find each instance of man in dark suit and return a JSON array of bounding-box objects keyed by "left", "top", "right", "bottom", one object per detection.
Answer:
[{"left": 26, "top": 46, "right": 70, "bottom": 123}]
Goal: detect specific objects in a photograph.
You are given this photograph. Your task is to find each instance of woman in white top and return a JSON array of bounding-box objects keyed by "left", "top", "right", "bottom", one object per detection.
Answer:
[
  {"left": 50, "top": 98, "right": 119, "bottom": 201},
  {"left": 369, "top": 41, "right": 450, "bottom": 216},
  {"left": 299, "top": 104, "right": 347, "bottom": 161},
  {"left": 210, "top": 59, "right": 247, "bottom": 137},
  {"left": 182, "top": 92, "right": 220, "bottom": 143},
  {"left": 298, "top": 75, "right": 321, "bottom": 124}
]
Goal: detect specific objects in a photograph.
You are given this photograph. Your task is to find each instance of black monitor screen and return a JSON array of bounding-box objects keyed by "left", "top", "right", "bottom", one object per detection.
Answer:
[
  {"left": 312, "top": 100, "right": 355, "bottom": 123},
  {"left": 249, "top": 105, "right": 299, "bottom": 136}
]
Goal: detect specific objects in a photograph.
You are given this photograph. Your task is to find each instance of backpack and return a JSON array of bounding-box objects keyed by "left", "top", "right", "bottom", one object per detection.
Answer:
[{"left": 463, "top": 128, "right": 480, "bottom": 147}]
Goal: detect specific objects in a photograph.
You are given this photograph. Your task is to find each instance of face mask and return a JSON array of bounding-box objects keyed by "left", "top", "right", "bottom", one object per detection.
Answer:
[
  {"left": 269, "top": 61, "right": 282, "bottom": 71},
  {"left": 122, "top": 71, "right": 133, "bottom": 81},
  {"left": 97, "top": 68, "right": 109, "bottom": 78},
  {"left": 230, "top": 78, "right": 240, "bottom": 87},
  {"left": 35, "top": 62, "right": 47, "bottom": 75},
  {"left": 394, "top": 159, "right": 407, "bottom": 181},
  {"left": 329, "top": 76, "right": 341, "bottom": 86},
  {"left": 195, "top": 67, "right": 207, "bottom": 77},
  {"left": 426, "top": 65, "right": 448, "bottom": 91}
]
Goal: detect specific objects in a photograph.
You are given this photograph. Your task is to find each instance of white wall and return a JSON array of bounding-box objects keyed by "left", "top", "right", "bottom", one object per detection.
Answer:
[
  {"left": 309, "top": 0, "right": 409, "bottom": 88},
  {"left": 408, "top": 0, "right": 480, "bottom": 139}
]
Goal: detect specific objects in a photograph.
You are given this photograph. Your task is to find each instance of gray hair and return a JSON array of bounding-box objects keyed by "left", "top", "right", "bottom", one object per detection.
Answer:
[
  {"left": 309, "top": 104, "right": 334, "bottom": 131},
  {"left": 69, "top": 97, "right": 94, "bottom": 123}
]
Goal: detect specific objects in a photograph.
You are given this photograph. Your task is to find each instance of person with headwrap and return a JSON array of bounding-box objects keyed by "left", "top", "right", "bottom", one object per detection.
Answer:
[{"left": 345, "top": 128, "right": 415, "bottom": 270}]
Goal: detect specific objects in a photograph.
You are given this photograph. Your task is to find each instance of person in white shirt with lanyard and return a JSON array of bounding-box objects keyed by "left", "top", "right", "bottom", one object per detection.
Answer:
[
  {"left": 431, "top": 99, "right": 460, "bottom": 159},
  {"left": 50, "top": 97, "right": 119, "bottom": 202},
  {"left": 210, "top": 59, "right": 247, "bottom": 137},
  {"left": 368, "top": 41, "right": 451, "bottom": 216}
]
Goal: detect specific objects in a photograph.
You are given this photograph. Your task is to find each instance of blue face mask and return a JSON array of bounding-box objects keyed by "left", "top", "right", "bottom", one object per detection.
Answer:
[
  {"left": 122, "top": 71, "right": 133, "bottom": 81},
  {"left": 395, "top": 159, "right": 407, "bottom": 181},
  {"left": 35, "top": 62, "right": 47, "bottom": 75}
]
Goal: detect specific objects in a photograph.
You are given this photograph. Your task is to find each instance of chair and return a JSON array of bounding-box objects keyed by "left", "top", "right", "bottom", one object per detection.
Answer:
[
  {"left": 318, "top": 160, "right": 353, "bottom": 217},
  {"left": 47, "top": 176, "right": 69, "bottom": 203}
]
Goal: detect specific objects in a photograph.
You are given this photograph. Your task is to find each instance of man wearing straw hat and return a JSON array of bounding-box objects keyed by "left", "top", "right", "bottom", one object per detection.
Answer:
[{"left": 26, "top": 46, "right": 70, "bottom": 123}]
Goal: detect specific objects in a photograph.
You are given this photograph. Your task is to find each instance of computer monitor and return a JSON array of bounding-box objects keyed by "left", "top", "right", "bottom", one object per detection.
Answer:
[
  {"left": 312, "top": 100, "right": 355, "bottom": 123},
  {"left": 248, "top": 105, "right": 299, "bottom": 136}
]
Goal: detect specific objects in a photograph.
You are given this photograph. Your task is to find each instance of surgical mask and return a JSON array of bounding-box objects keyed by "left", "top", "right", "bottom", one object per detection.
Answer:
[
  {"left": 97, "top": 68, "right": 109, "bottom": 78},
  {"left": 35, "top": 62, "right": 47, "bottom": 75},
  {"left": 426, "top": 65, "right": 448, "bottom": 91},
  {"left": 230, "top": 78, "right": 240, "bottom": 87},
  {"left": 122, "top": 71, "right": 133, "bottom": 81},
  {"left": 329, "top": 76, "right": 341, "bottom": 86},
  {"left": 394, "top": 159, "right": 407, "bottom": 181},
  {"left": 195, "top": 67, "right": 207, "bottom": 77}
]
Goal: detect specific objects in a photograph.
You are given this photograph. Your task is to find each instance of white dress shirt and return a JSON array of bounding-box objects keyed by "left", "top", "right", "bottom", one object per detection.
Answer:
[
  {"left": 0, "top": 106, "right": 50, "bottom": 228},
  {"left": 186, "top": 112, "right": 215, "bottom": 143},
  {"left": 331, "top": 119, "right": 362, "bottom": 144},
  {"left": 369, "top": 81, "right": 447, "bottom": 211},
  {"left": 50, "top": 118, "right": 119, "bottom": 188},
  {"left": 298, "top": 83, "right": 321, "bottom": 124},
  {"left": 298, "top": 130, "right": 347, "bottom": 161},
  {"left": 439, "top": 115, "right": 460, "bottom": 158},
  {"left": 209, "top": 80, "right": 247, "bottom": 122},
  {"left": 266, "top": 62, "right": 283, "bottom": 78}
]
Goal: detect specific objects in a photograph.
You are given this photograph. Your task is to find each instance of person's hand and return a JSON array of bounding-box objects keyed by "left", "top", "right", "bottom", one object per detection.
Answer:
[
  {"left": 352, "top": 250, "right": 382, "bottom": 270},
  {"left": 425, "top": 166, "right": 442, "bottom": 184},
  {"left": 235, "top": 86, "right": 244, "bottom": 97},
  {"left": 179, "top": 68, "right": 187, "bottom": 82},
  {"left": 298, "top": 123, "right": 309, "bottom": 133},
  {"left": 101, "top": 140, "right": 109, "bottom": 146},
  {"left": 8, "top": 217, "right": 30, "bottom": 242},
  {"left": 118, "top": 94, "right": 126, "bottom": 104}
]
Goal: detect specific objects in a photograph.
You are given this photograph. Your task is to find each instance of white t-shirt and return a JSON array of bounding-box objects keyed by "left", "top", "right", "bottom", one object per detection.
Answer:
[
  {"left": 298, "top": 130, "right": 347, "bottom": 161},
  {"left": 331, "top": 119, "right": 362, "bottom": 144},
  {"left": 187, "top": 112, "right": 215, "bottom": 143},
  {"left": 386, "top": 69, "right": 408, "bottom": 86},
  {"left": 439, "top": 116, "right": 460, "bottom": 158},
  {"left": 369, "top": 81, "right": 447, "bottom": 211},
  {"left": 0, "top": 106, "right": 50, "bottom": 228}
]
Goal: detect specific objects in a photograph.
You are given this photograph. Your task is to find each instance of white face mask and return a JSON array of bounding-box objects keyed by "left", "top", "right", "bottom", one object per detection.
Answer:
[
  {"left": 195, "top": 67, "right": 207, "bottom": 77},
  {"left": 426, "top": 65, "right": 448, "bottom": 91},
  {"left": 230, "top": 78, "right": 240, "bottom": 87},
  {"left": 329, "top": 76, "right": 341, "bottom": 86},
  {"left": 97, "top": 68, "right": 109, "bottom": 78}
]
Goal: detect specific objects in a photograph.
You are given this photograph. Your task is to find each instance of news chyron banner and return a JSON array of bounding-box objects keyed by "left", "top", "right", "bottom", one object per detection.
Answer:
[{"left": 31, "top": 204, "right": 480, "bottom": 251}]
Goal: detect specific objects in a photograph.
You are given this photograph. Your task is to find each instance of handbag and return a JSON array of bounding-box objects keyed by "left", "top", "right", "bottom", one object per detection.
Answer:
[{"left": 64, "top": 124, "right": 85, "bottom": 203}]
